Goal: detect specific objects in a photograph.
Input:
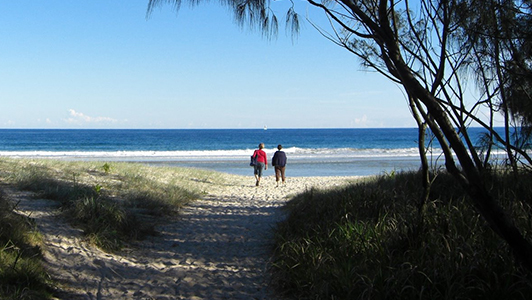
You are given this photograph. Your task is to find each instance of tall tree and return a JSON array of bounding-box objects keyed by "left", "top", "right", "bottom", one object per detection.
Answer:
[
  {"left": 148, "top": 0, "right": 532, "bottom": 270},
  {"left": 455, "top": 0, "right": 532, "bottom": 170}
]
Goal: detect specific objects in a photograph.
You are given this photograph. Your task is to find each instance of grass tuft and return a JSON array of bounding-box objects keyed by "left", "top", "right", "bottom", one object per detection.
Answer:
[{"left": 64, "top": 196, "right": 145, "bottom": 251}]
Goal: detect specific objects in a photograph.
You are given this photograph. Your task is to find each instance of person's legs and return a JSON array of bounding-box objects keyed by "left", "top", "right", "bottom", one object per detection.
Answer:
[
  {"left": 256, "top": 163, "right": 264, "bottom": 186},
  {"left": 275, "top": 166, "right": 281, "bottom": 186},
  {"left": 280, "top": 166, "right": 286, "bottom": 183},
  {"left": 254, "top": 165, "right": 260, "bottom": 185}
]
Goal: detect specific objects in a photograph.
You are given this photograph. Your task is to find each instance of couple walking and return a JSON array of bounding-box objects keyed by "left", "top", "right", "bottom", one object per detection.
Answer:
[{"left": 252, "top": 143, "right": 287, "bottom": 187}]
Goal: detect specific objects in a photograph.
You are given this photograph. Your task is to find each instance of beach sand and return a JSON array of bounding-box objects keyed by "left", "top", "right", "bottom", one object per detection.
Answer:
[{"left": 8, "top": 173, "right": 361, "bottom": 299}]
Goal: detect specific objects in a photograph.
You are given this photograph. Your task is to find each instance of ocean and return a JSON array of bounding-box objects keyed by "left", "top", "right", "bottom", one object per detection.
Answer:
[{"left": 0, "top": 128, "right": 497, "bottom": 177}]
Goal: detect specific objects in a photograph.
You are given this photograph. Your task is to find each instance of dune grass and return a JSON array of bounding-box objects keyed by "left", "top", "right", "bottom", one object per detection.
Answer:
[
  {"left": 0, "top": 190, "right": 52, "bottom": 300},
  {"left": 272, "top": 170, "right": 532, "bottom": 300},
  {"left": 0, "top": 157, "right": 229, "bottom": 299},
  {"left": 0, "top": 158, "right": 227, "bottom": 251}
]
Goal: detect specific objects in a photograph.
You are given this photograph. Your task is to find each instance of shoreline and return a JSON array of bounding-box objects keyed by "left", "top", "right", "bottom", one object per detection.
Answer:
[{"left": 1, "top": 154, "right": 422, "bottom": 177}]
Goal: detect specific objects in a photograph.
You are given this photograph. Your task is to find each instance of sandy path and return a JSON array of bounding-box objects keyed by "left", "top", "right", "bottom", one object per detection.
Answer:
[{"left": 8, "top": 175, "right": 358, "bottom": 299}]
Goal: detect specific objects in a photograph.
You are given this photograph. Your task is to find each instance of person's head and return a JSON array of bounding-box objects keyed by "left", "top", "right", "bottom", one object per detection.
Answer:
[
  {"left": 277, "top": 144, "right": 282, "bottom": 150},
  {"left": 259, "top": 143, "right": 264, "bottom": 149}
]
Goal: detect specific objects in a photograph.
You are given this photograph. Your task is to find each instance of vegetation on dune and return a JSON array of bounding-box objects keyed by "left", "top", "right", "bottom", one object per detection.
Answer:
[
  {"left": 3, "top": 157, "right": 532, "bottom": 299},
  {"left": 0, "top": 158, "right": 210, "bottom": 251},
  {"left": 272, "top": 170, "right": 532, "bottom": 300},
  {"left": 0, "top": 191, "right": 52, "bottom": 300},
  {"left": 0, "top": 157, "right": 225, "bottom": 299}
]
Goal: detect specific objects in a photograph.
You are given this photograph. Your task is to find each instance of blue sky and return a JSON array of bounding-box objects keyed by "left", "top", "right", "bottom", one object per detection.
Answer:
[{"left": 0, "top": 1, "right": 415, "bottom": 129}]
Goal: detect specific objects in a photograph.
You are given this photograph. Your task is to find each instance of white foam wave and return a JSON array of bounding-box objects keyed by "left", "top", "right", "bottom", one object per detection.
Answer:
[{"left": 0, "top": 147, "right": 428, "bottom": 160}]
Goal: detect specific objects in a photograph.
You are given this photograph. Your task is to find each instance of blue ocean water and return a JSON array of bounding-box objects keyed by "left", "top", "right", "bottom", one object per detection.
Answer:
[{"left": 0, "top": 128, "right": 497, "bottom": 177}]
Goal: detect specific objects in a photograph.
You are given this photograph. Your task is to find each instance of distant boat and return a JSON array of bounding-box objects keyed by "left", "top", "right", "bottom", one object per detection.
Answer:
[{"left": 264, "top": 125, "right": 267, "bottom": 130}]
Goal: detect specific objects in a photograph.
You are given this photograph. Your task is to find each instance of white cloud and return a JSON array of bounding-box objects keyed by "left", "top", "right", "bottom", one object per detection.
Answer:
[
  {"left": 65, "top": 109, "right": 118, "bottom": 124},
  {"left": 354, "top": 114, "right": 368, "bottom": 126}
]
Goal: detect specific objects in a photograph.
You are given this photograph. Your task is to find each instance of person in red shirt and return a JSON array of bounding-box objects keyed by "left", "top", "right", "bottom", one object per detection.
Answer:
[{"left": 252, "top": 143, "right": 268, "bottom": 186}]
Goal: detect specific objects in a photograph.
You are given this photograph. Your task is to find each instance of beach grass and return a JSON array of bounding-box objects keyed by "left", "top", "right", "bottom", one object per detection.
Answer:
[
  {"left": 0, "top": 157, "right": 230, "bottom": 299},
  {"left": 0, "top": 158, "right": 228, "bottom": 251},
  {"left": 272, "top": 170, "right": 532, "bottom": 300},
  {"left": 0, "top": 190, "right": 52, "bottom": 300}
]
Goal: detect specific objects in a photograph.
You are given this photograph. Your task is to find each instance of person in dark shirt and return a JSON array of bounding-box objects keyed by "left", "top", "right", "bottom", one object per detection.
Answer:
[{"left": 272, "top": 144, "right": 287, "bottom": 187}]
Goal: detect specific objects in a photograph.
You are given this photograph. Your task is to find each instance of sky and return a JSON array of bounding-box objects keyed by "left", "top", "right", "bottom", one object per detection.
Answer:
[{"left": 0, "top": 1, "right": 416, "bottom": 129}]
